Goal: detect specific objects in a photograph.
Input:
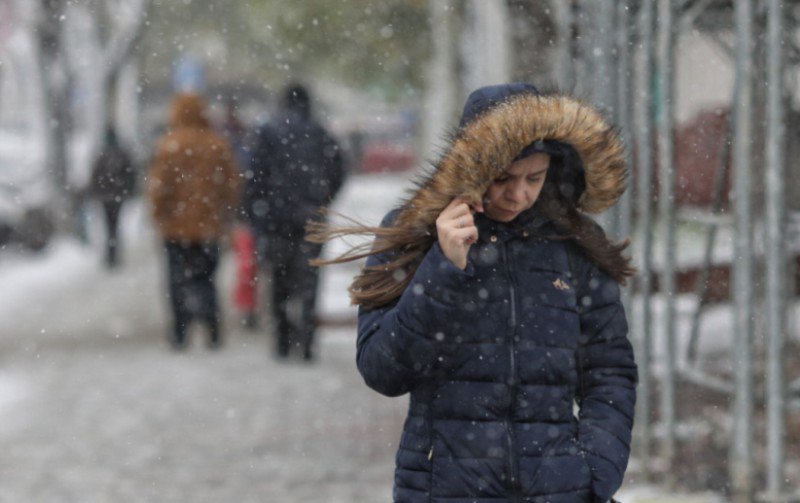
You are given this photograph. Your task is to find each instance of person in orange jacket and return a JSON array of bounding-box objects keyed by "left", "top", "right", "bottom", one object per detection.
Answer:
[{"left": 148, "top": 92, "right": 241, "bottom": 350}]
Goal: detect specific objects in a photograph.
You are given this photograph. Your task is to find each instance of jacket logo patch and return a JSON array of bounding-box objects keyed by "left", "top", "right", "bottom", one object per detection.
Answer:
[{"left": 553, "top": 278, "right": 571, "bottom": 291}]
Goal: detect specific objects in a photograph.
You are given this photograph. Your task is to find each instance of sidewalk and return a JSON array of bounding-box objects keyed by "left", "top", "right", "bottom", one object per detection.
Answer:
[{"left": 0, "top": 200, "right": 406, "bottom": 502}]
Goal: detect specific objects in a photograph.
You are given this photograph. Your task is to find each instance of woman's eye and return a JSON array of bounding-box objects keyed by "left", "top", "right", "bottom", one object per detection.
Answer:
[
  {"left": 528, "top": 176, "right": 543, "bottom": 183},
  {"left": 494, "top": 177, "right": 509, "bottom": 184}
]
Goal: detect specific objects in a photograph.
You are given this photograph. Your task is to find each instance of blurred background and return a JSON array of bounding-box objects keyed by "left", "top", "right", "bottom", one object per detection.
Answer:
[{"left": 0, "top": 0, "right": 798, "bottom": 502}]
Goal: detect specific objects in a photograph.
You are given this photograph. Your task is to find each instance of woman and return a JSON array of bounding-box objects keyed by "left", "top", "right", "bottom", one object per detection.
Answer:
[{"left": 310, "top": 83, "right": 637, "bottom": 502}]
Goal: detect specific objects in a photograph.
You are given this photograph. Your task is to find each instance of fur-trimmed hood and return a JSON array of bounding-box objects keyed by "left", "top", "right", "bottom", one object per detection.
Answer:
[
  {"left": 393, "top": 90, "right": 626, "bottom": 235},
  {"left": 308, "top": 86, "right": 633, "bottom": 310}
]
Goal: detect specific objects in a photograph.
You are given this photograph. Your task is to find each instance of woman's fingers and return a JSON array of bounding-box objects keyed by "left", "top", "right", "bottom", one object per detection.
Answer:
[
  {"left": 436, "top": 197, "right": 480, "bottom": 270},
  {"left": 441, "top": 200, "right": 472, "bottom": 219},
  {"left": 445, "top": 226, "right": 478, "bottom": 246},
  {"left": 437, "top": 203, "right": 473, "bottom": 229}
]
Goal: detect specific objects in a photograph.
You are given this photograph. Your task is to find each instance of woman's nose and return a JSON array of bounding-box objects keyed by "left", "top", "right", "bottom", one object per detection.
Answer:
[{"left": 506, "top": 182, "right": 527, "bottom": 202}]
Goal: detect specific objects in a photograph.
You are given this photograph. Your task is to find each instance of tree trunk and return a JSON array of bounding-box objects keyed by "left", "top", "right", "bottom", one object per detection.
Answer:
[
  {"left": 461, "top": 0, "right": 511, "bottom": 93},
  {"left": 422, "top": 0, "right": 459, "bottom": 161}
]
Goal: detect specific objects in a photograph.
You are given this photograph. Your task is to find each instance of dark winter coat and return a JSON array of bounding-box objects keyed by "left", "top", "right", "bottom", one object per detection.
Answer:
[
  {"left": 244, "top": 107, "right": 345, "bottom": 235},
  {"left": 148, "top": 93, "right": 241, "bottom": 242},
  {"left": 89, "top": 137, "right": 136, "bottom": 203},
  {"left": 355, "top": 87, "right": 636, "bottom": 503}
]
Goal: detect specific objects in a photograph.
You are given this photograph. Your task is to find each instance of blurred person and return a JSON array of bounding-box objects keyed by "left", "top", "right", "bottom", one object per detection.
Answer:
[
  {"left": 88, "top": 126, "right": 136, "bottom": 268},
  {"left": 309, "top": 83, "right": 637, "bottom": 502},
  {"left": 218, "top": 96, "right": 260, "bottom": 330},
  {"left": 244, "top": 82, "right": 346, "bottom": 361},
  {"left": 148, "top": 92, "right": 241, "bottom": 350}
]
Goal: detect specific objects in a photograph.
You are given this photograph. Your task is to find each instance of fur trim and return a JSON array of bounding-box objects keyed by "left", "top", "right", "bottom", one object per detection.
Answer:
[{"left": 395, "top": 92, "right": 626, "bottom": 236}]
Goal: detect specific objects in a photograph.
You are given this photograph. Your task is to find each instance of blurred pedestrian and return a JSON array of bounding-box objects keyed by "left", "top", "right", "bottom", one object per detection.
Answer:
[
  {"left": 88, "top": 126, "right": 136, "bottom": 268},
  {"left": 244, "top": 82, "right": 346, "bottom": 361},
  {"left": 219, "top": 96, "right": 249, "bottom": 167},
  {"left": 309, "top": 83, "right": 637, "bottom": 502},
  {"left": 148, "top": 92, "right": 241, "bottom": 350},
  {"left": 218, "top": 95, "right": 260, "bottom": 330}
]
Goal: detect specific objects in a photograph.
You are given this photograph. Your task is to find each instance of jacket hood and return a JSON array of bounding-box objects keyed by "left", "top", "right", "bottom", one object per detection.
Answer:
[
  {"left": 458, "top": 82, "right": 539, "bottom": 129},
  {"left": 393, "top": 89, "right": 626, "bottom": 236},
  {"left": 169, "top": 93, "right": 210, "bottom": 129}
]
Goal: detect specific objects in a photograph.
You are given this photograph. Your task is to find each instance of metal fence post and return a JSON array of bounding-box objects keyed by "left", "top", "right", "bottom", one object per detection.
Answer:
[
  {"left": 656, "top": 0, "right": 677, "bottom": 485},
  {"left": 731, "top": 0, "right": 755, "bottom": 500},
  {"left": 763, "top": 0, "right": 787, "bottom": 499},
  {"left": 633, "top": 0, "right": 656, "bottom": 482}
]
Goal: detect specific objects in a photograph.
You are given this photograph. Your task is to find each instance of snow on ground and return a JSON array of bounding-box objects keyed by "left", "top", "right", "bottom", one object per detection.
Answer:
[
  {"left": 0, "top": 180, "right": 409, "bottom": 502},
  {"left": 1, "top": 171, "right": 784, "bottom": 501}
]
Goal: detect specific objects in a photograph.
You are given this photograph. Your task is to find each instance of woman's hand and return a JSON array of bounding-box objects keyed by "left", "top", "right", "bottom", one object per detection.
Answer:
[{"left": 436, "top": 198, "right": 484, "bottom": 270}]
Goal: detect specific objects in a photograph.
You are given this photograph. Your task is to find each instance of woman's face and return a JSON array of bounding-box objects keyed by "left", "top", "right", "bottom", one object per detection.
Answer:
[{"left": 483, "top": 152, "right": 550, "bottom": 223}]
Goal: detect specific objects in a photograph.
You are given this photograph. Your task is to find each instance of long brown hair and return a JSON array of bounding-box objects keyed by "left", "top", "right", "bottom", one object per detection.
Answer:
[
  {"left": 535, "top": 168, "right": 637, "bottom": 286},
  {"left": 307, "top": 210, "right": 434, "bottom": 310},
  {"left": 308, "top": 172, "right": 635, "bottom": 311}
]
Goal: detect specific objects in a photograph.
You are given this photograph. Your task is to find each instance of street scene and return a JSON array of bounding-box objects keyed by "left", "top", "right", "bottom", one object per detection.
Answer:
[{"left": 1, "top": 1, "right": 799, "bottom": 502}]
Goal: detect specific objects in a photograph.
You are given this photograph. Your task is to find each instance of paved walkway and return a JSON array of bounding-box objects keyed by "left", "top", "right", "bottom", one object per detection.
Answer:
[{"left": 0, "top": 202, "right": 404, "bottom": 502}]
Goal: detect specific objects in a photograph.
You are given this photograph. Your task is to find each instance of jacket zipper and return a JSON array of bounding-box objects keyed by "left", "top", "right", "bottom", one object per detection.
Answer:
[
  {"left": 427, "top": 382, "right": 436, "bottom": 502},
  {"left": 501, "top": 241, "right": 521, "bottom": 502}
]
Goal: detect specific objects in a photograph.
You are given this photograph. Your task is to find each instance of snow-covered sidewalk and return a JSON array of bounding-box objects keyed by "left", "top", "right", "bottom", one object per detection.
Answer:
[{"left": 0, "top": 193, "right": 408, "bottom": 502}]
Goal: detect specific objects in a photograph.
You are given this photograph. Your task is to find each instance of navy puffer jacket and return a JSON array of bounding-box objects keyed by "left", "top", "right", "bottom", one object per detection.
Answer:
[
  {"left": 357, "top": 207, "right": 636, "bottom": 502},
  {"left": 244, "top": 108, "right": 345, "bottom": 235}
]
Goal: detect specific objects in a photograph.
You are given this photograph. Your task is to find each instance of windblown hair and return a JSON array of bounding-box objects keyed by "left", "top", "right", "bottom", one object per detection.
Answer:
[
  {"left": 307, "top": 211, "right": 434, "bottom": 310},
  {"left": 308, "top": 91, "right": 636, "bottom": 310},
  {"left": 308, "top": 176, "right": 634, "bottom": 311}
]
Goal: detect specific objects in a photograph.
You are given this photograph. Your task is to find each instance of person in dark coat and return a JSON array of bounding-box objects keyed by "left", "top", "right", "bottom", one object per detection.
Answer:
[
  {"left": 89, "top": 127, "right": 136, "bottom": 268},
  {"left": 309, "top": 83, "right": 638, "bottom": 502},
  {"left": 148, "top": 92, "right": 241, "bottom": 350},
  {"left": 218, "top": 96, "right": 260, "bottom": 330},
  {"left": 244, "top": 83, "right": 346, "bottom": 360}
]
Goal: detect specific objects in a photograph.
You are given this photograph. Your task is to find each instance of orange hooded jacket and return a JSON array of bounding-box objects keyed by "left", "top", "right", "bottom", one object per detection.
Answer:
[{"left": 148, "top": 93, "right": 241, "bottom": 242}]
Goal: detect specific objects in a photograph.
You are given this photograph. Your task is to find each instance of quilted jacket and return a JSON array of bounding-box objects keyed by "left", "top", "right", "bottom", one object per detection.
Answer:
[{"left": 355, "top": 86, "right": 637, "bottom": 503}]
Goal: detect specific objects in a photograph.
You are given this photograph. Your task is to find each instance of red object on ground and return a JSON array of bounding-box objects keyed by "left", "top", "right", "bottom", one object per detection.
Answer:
[
  {"left": 232, "top": 225, "right": 258, "bottom": 312},
  {"left": 359, "top": 141, "right": 417, "bottom": 173}
]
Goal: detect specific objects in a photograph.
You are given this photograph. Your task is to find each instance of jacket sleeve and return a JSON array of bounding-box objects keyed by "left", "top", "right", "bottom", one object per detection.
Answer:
[
  {"left": 356, "top": 212, "right": 473, "bottom": 397},
  {"left": 321, "top": 129, "right": 346, "bottom": 200},
  {"left": 147, "top": 141, "right": 175, "bottom": 225},
  {"left": 217, "top": 140, "right": 242, "bottom": 216},
  {"left": 575, "top": 261, "right": 638, "bottom": 502},
  {"left": 242, "top": 125, "right": 276, "bottom": 224}
]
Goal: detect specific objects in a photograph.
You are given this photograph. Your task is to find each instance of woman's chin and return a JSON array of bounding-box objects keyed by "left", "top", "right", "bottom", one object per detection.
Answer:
[{"left": 487, "top": 209, "right": 519, "bottom": 222}]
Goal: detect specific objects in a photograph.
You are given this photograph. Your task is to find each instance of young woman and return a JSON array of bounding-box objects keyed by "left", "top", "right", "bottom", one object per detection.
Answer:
[{"left": 310, "top": 83, "right": 637, "bottom": 503}]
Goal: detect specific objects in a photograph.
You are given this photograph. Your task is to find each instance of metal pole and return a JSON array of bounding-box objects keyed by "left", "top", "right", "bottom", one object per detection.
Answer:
[
  {"left": 575, "top": 1, "right": 594, "bottom": 98},
  {"left": 582, "top": 0, "right": 620, "bottom": 236},
  {"left": 731, "top": 0, "right": 755, "bottom": 500},
  {"left": 553, "top": 0, "right": 575, "bottom": 90},
  {"left": 616, "top": 0, "right": 633, "bottom": 241},
  {"left": 633, "top": 0, "right": 655, "bottom": 482},
  {"left": 616, "top": 0, "right": 633, "bottom": 318},
  {"left": 763, "top": 0, "right": 786, "bottom": 499},
  {"left": 655, "top": 0, "right": 677, "bottom": 485},
  {"left": 589, "top": 0, "right": 616, "bottom": 114}
]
